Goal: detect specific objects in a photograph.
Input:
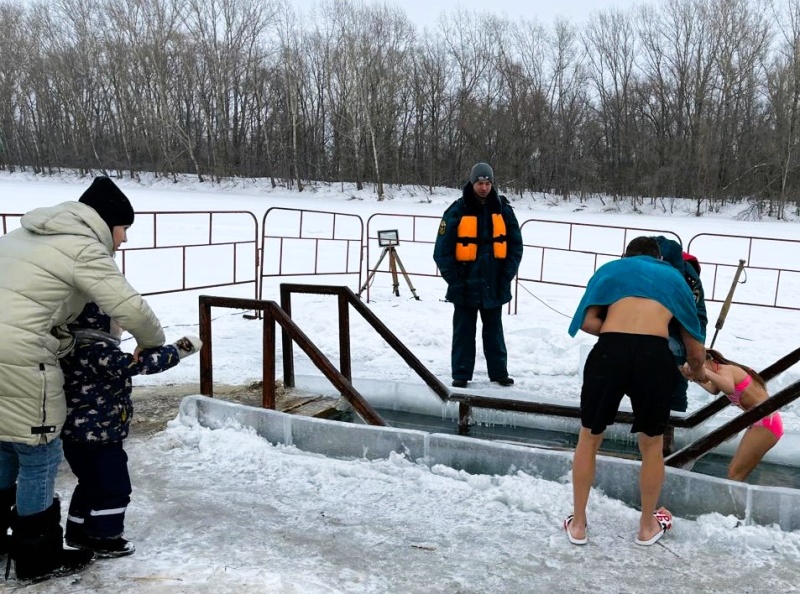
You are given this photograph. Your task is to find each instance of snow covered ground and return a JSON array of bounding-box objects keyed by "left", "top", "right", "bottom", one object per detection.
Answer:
[{"left": 2, "top": 172, "right": 800, "bottom": 592}]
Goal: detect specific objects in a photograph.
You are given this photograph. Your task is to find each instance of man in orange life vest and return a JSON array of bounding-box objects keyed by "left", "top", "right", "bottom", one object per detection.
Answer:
[{"left": 433, "top": 162, "right": 523, "bottom": 388}]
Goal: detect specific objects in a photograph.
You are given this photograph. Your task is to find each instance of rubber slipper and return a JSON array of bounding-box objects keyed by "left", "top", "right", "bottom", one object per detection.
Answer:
[
  {"left": 654, "top": 508, "right": 673, "bottom": 530},
  {"left": 635, "top": 509, "right": 672, "bottom": 546},
  {"left": 564, "top": 515, "right": 588, "bottom": 545}
]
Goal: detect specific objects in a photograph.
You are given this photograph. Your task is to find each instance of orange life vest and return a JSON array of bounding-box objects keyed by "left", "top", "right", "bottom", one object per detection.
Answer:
[{"left": 455, "top": 214, "right": 507, "bottom": 261}]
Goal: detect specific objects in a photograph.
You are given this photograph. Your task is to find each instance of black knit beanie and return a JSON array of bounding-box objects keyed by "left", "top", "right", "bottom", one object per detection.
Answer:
[{"left": 78, "top": 176, "right": 135, "bottom": 231}]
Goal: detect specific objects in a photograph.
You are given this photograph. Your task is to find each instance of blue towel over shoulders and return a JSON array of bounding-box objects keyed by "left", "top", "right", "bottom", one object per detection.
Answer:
[{"left": 568, "top": 256, "right": 704, "bottom": 342}]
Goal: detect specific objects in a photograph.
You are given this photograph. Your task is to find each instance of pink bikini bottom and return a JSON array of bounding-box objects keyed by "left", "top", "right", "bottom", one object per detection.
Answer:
[{"left": 751, "top": 411, "right": 784, "bottom": 440}]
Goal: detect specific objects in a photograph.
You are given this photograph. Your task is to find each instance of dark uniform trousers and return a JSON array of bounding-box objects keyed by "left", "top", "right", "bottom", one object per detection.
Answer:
[{"left": 452, "top": 304, "right": 508, "bottom": 382}]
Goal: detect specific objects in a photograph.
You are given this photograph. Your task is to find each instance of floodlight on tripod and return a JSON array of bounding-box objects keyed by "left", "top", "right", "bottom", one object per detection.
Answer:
[{"left": 377, "top": 229, "right": 399, "bottom": 247}]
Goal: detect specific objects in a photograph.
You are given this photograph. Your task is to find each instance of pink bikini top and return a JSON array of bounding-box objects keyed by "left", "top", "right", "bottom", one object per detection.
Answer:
[{"left": 726, "top": 374, "right": 752, "bottom": 406}]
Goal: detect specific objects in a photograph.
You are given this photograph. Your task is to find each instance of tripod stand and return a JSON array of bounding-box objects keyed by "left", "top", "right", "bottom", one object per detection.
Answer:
[{"left": 359, "top": 246, "right": 420, "bottom": 300}]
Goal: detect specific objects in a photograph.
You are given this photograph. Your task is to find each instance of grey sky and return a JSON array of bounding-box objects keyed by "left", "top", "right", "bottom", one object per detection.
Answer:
[{"left": 291, "top": 0, "right": 646, "bottom": 28}]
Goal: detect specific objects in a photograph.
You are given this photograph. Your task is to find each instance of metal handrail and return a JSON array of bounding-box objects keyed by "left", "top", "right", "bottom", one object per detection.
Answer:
[
  {"left": 278, "top": 284, "right": 450, "bottom": 402},
  {"left": 124, "top": 210, "right": 260, "bottom": 299},
  {"left": 669, "top": 345, "right": 800, "bottom": 429},
  {"left": 450, "top": 347, "right": 800, "bottom": 439},
  {"left": 198, "top": 294, "right": 385, "bottom": 427},
  {"left": 199, "top": 284, "right": 800, "bottom": 470},
  {"left": 0, "top": 213, "right": 23, "bottom": 236},
  {"left": 269, "top": 284, "right": 800, "bottom": 460},
  {"left": 258, "top": 207, "right": 364, "bottom": 300}
]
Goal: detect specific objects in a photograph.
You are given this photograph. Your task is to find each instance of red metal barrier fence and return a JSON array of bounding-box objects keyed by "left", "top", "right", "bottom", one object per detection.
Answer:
[
  {"left": 258, "top": 207, "right": 364, "bottom": 300},
  {"left": 688, "top": 233, "right": 800, "bottom": 310},
  {"left": 2, "top": 209, "right": 259, "bottom": 298},
  {"left": 0, "top": 213, "right": 22, "bottom": 236},
  {"left": 3, "top": 207, "right": 800, "bottom": 313},
  {"left": 116, "top": 210, "right": 259, "bottom": 298},
  {"left": 119, "top": 210, "right": 260, "bottom": 297},
  {"left": 513, "top": 220, "right": 682, "bottom": 313}
]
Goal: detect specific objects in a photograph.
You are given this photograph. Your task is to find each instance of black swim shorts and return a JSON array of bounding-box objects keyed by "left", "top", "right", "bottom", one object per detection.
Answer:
[{"left": 579, "top": 332, "right": 676, "bottom": 436}]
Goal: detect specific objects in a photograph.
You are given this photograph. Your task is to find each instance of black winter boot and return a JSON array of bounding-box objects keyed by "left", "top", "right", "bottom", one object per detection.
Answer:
[
  {"left": 66, "top": 533, "right": 135, "bottom": 558},
  {"left": 0, "top": 487, "right": 14, "bottom": 556},
  {"left": 7, "top": 500, "right": 95, "bottom": 583}
]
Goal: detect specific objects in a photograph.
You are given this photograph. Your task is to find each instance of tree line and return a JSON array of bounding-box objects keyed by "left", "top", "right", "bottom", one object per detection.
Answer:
[{"left": 1, "top": 0, "right": 799, "bottom": 215}]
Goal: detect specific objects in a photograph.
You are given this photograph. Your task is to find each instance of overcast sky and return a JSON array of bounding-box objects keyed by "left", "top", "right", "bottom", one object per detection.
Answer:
[{"left": 291, "top": 0, "right": 646, "bottom": 28}]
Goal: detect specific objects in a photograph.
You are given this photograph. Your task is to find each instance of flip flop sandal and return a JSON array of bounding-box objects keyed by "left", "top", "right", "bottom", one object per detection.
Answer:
[
  {"left": 635, "top": 510, "right": 672, "bottom": 546},
  {"left": 654, "top": 509, "right": 673, "bottom": 530},
  {"left": 564, "top": 515, "right": 588, "bottom": 545}
]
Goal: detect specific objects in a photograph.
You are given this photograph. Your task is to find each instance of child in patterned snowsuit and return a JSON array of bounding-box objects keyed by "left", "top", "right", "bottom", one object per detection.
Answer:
[{"left": 60, "top": 302, "right": 201, "bottom": 558}]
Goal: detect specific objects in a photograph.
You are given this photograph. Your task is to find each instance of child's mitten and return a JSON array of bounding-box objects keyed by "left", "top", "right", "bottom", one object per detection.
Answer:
[{"left": 173, "top": 335, "right": 202, "bottom": 359}]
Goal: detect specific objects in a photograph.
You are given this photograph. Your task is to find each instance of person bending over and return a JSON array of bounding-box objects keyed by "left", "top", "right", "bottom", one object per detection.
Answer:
[
  {"left": 683, "top": 349, "right": 780, "bottom": 481},
  {"left": 653, "top": 235, "right": 708, "bottom": 412},
  {"left": 566, "top": 236, "right": 706, "bottom": 547}
]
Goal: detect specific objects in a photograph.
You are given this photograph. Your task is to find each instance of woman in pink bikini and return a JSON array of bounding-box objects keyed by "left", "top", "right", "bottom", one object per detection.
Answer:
[{"left": 688, "top": 349, "right": 782, "bottom": 481}]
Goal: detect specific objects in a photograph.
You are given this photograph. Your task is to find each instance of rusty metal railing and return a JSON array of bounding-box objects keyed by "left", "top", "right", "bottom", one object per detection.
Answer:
[
  {"left": 278, "top": 284, "right": 450, "bottom": 402},
  {"left": 120, "top": 210, "right": 260, "bottom": 298},
  {"left": 667, "top": 346, "right": 800, "bottom": 430},
  {"left": 687, "top": 233, "right": 800, "bottom": 311},
  {"left": 450, "top": 345, "right": 800, "bottom": 456},
  {"left": 0, "top": 213, "right": 22, "bottom": 236},
  {"left": 206, "top": 283, "right": 800, "bottom": 464},
  {"left": 666, "top": 380, "right": 800, "bottom": 469},
  {"left": 198, "top": 294, "right": 385, "bottom": 426},
  {"left": 6, "top": 206, "right": 800, "bottom": 317},
  {"left": 514, "top": 220, "right": 682, "bottom": 313},
  {"left": 664, "top": 345, "right": 800, "bottom": 468}
]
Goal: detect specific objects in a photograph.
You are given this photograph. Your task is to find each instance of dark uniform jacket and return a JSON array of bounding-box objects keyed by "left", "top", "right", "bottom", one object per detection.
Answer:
[
  {"left": 655, "top": 236, "right": 708, "bottom": 342},
  {"left": 61, "top": 304, "right": 180, "bottom": 444},
  {"left": 433, "top": 183, "right": 523, "bottom": 308},
  {"left": 655, "top": 236, "right": 708, "bottom": 411}
]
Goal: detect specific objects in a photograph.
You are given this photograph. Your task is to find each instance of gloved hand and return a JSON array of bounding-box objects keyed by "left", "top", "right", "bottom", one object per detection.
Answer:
[{"left": 172, "top": 335, "right": 203, "bottom": 359}]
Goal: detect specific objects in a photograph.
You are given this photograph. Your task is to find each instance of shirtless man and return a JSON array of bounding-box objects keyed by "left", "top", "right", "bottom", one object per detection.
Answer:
[{"left": 565, "top": 236, "right": 706, "bottom": 547}]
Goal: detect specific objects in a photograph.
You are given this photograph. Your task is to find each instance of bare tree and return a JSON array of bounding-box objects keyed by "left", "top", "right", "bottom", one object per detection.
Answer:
[
  {"left": 0, "top": 2, "right": 27, "bottom": 172},
  {"left": 637, "top": 0, "right": 721, "bottom": 203},
  {"left": 765, "top": 0, "right": 800, "bottom": 217},
  {"left": 1, "top": 0, "right": 799, "bottom": 209},
  {"left": 438, "top": 7, "right": 498, "bottom": 182},
  {"left": 583, "top": 8, "right": 639, "bottom": 195},
  {"left": 706, "top": 0, "right": 770, "bottom": 205},
  {"left": 544, "top": 18, "right": 590, "bottom": 198},
  {"left": 275, "top": 5, "right": 305, "bottom": 190},
  {"left": 504, "top": 18, "right": 551, "bottom": 195},
  {"left": 410, "top": 37, "right": 450, "bottom": 190}
]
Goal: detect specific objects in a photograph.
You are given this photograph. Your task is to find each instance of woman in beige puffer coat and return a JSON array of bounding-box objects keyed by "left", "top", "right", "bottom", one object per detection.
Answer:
[{"left": 0, "top": 176, "right": 165, "bottom": 583}]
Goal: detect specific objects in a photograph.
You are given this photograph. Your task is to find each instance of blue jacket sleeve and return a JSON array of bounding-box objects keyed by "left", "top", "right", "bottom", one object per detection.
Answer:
[
  {"left": 687, "top": 267, "right": 708, "bottom": 341},
  {"left": 136, "top": 345, "right": 181, "bottom": 376},
  {"left": 77, "top": 343, "right": 181, "bottom": 378}
]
